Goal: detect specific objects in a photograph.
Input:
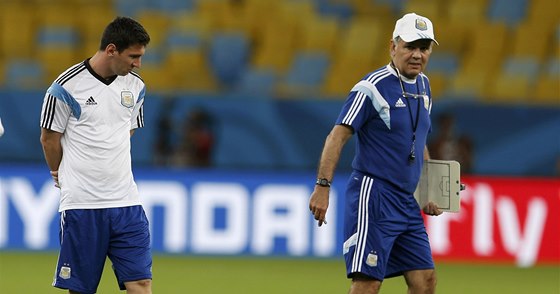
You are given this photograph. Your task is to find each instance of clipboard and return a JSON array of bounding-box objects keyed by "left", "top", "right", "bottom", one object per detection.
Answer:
[{"left": 413, "top": 159, "right": 463, "bottom": 213}]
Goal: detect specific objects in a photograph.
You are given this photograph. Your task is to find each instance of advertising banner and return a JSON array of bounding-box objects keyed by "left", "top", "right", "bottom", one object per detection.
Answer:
[{"left": 0, "top": 165, "right": 558, "bottom": 267}]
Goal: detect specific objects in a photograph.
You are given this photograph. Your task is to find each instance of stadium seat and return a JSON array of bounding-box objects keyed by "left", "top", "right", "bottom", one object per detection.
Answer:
[
  {"left": 277, "top": 52, "right": 330, "bottom": 97},
  {"left": 510, "top": 22, "right": 551, "bottom": 61},
  {"left": 434, "top": 21, "right": 470, "bottom": 55},
  {"left": 146, "top": 0, "right": 194, "bottom": 14},
  {"left": 526, "top": 0, "right": 560, "bottom": 27},
  {"left": 545, "top": 57, "right": 560, "bottom": 77},
  {"left": 447, "top": 0, "right": 489, "bottom": 24},
  {"left": 322, "top": 18, "right": 390, "bottom": 97},
  {"left": 426, "top": 72, "right": 448, "bottom": 99},
  {"left": 402, "top": 0, "right": 444, "bottom": 23},
  {"left": 374, "top": 0, "right": 407, "bottom": 14},
  {"left": 534, "top": 77, "right": 560, "bottom": 104},
  {"left": 234, "top": 68, "right": 277, "bottom": 98},
  {"left": 448, "top": 70, "right": 491, "bottom": 99},
  {"left": 315, "top": 0, "right": 354, "bottom": 22},
  {"left": 135, "top": 10, "right": 172, "bottom": 49},
  {"left": 171, "top": 11, "right": 213, "bottom": 41},
  {"left": 164, "top": 48, "right": 217, "bottom": 92},
  {"left": 251, "top": 16, "right": 298, "bottom": 73},
  {"left": 0, "top": 3, "right": 36, "bottom": 59},
  {"left": 349, "top": 0, "right": 394, "bottom": 20},
  {"left": 428, "top": 52, "right": 460, "bottom": 76},
  {"left": 502, "top": 57, "right": 540, "bottom": 81},
  {"left": 297, "top": 15, "right": 340, "bottom": 55},
  {"left": 208, "top": 32, "right": 250, "bottom": 87},
  {"left": 74, "top": 5, "right": 117, "bottom": 57},
  {"left": 483, "top": 74, "right": 530, "bottom": 102},
  {"left": 4, "top": 59, "right": 45, "bottom": 90},
  {"left": 37, "top": 26, "right": 80, "bottom": 47},
  {"left": 487, "top": 0, "right": 528, "bottom": 27},
  {"left": 113, "top": 0, "right": 150, "bottom": 17}
]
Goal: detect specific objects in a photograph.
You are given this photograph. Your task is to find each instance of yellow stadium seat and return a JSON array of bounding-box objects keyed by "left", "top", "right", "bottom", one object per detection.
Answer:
[
  {"left": 135, "top": 10, "right": 172, "bottom": 49},
  {"left": 137, "top": 64, "right": 173, "bottom": 93},
  {"left": 434, "top": 21, "right": 470, "bottom": 55},
  {"left": 448, "top": 69, "right": 492, "bottom": 98},
  {"left": 483, "top": 75, "right": 530, "bottom": 102},
  {"left": 534, "top": 77, "right": 560, "bottom": 104},
  {"left": 403, "top": 0, "right": 444, "bottom": 23},
  {"left": 526, "top": 0, "right": 560, "bottom": 27},
  {"left": 242, "top": 0, "right": 283, "bottom": 39},
  {"left": 510, "top": 22, "right": 552, "bottom": 61},
  {"left": 0, "top": 3, "right": 37, "bottom": 59},
  {"left": 164, "top": 49, "right": 217, "bottom": 92},
  {"left": 171, "top": 12, "right": 213, "bottom": 39},
  {"left": 297, "top": 15, "right": 340, "bottom": 55},
  {"left": 427, "top": 72, "right": 449, "bottom": 99},
  {"left": 322, "top": 18, "right": 393, "bottom": 97},
  {"left": 349, "top": 0, "right": 394, "bottom": 19},
  {"left": 447, "top": 0, "right": 489, "bottom": 24},
  {"left": 251, "top": 18, "right": 297, "bottom": 73},
  {"left": 37, "top": 47, "right": 81, "bottom": 84},
  {"left": 76, "top": 7, "right": 117, "bottom": 57},
  {"left": 459, "top": 23, "right": 508, "bottom": 76},
  {"left": 36, "top": 4, "right": 78, "bottom": 27},
  {"left": 322, "top": 55, "right": 375, "bottom": 98}
]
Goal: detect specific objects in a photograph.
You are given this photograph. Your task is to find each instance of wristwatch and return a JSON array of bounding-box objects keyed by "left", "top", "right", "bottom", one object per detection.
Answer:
[{"left": 316, "top": 178, "right": 332, "bottom": 187}]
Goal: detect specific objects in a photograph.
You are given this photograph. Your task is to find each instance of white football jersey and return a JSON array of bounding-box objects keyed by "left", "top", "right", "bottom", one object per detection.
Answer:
[{"left": 40, "top": 59, "right": 145, "bottom": 211}]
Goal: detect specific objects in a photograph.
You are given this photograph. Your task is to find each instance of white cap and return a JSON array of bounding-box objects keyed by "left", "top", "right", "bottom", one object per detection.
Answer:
[{"left": 392, "top": 13, "right": 438, "bottom": 45}]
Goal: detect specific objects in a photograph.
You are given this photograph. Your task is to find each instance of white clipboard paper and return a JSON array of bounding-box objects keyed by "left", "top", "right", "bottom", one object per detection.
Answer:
[{"left": 414, "top": 159, "right": 463, "bottom": 213}]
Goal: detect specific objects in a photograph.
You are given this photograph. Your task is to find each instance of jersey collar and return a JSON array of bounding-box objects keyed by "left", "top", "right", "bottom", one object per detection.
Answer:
[{"left": 84, "top": 58, "right": 118, "bottom": 85}]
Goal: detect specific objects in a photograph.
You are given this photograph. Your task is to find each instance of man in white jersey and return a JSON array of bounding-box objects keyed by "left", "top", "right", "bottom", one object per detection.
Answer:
[
  {"left": 309, "top": 13, "right": 443, "bottom": 294},
  {"left": 40, "top": 17, "right": 152, "bottom": 294}
]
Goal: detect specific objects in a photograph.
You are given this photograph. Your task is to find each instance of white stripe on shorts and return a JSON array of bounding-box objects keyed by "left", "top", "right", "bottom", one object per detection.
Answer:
[{"left": 351, "top": 176, "right": 374, "bottom": 273}]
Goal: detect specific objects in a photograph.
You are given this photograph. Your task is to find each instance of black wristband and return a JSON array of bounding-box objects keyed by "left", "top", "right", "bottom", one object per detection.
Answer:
[{"left": 316, "top": 178, "right": 331, "bottom": 187}]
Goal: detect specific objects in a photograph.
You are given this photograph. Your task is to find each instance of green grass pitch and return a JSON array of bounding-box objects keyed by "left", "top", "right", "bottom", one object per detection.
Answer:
[{"left": 1, "top": 251, "right": 558, "bottom": 293}]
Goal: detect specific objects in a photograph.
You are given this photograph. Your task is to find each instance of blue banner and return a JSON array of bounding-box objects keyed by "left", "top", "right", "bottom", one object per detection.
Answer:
[{"left": 0, "top": 164, "right": 348, "bottom": 257}]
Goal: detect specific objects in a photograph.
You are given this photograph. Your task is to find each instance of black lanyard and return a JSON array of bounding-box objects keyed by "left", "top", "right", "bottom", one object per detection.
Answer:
[
  {"left": 391, "top": 63, "right": 427, "bottom": 164},
  {"left": 405, "top": 93, "right": 421, "bottom": 163}
]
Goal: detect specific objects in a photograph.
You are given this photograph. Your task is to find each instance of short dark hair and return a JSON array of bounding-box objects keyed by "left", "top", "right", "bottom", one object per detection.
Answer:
[{"left": 99, "top": 16, "right": 150, "bottom": 52}]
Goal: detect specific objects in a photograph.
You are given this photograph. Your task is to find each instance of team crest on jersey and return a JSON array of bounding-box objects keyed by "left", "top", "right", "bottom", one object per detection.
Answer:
[
  {"left": 121, "top": 91, "right": 134, "bottom": 108},
  {"left": 59, "top": 266, "right": 71, "bottom": 279},
  {"left": 366, "top": 252, "right": 378, "bottom": 267},
  {"left": 415, "top": 19, "right": 428, "bottom": 31}
]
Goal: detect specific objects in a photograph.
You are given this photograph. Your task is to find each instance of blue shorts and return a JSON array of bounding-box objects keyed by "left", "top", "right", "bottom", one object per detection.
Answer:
[
  {"left": 53, "top": 205, "right": 152, "bottom": 293},
  {"left": 343, "top": 171, "right": 434, "bottom": 281}
]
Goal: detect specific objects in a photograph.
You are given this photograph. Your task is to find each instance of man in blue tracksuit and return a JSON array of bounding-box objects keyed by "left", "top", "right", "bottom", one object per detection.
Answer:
[{"left": 309, "top": 13, "right": 443, "bottom": 294}]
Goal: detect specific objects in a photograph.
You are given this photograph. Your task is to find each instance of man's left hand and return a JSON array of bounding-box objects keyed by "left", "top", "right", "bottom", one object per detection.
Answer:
[{"left": 423, "top": 201, "right": 442, "bottom": 216}]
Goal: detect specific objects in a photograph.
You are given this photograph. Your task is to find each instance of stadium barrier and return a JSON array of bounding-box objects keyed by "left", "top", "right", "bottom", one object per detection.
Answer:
[{"left": 0, "top": 164, "right": 558, "bottom": 267}]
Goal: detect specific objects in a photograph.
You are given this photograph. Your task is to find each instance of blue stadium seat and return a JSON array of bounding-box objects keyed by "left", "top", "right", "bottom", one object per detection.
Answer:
[
  {"left": 4, "top": 59, "right": 45, "bottom": 90},
  {"left": 284, "top": 52, "right": 330, "bottom": 88},
  {"left": 37, "top": 26, "right": 79, "bottom": 47},
  {"left": 428, "top": 53, "right": 459, "bottom": 75},
  {"left": 166, "top": 29, "right": 204, "bottom": 48},
  {"left": 234, "top": 68, "right": 277, "bottom": 98},
  {"left": 545, "top": 57, "right": 559, "bottom": 77},
  {"left": 114, "top": 0, "right": 150, "bottom": 17},
  {"left": 502, "top": 57, "right": 540, "bottom": 80},
  {"left": 146, "top": 0, "right": 194, "bottom": 13},
  {"left": 374, "top": 0, "right": 406, "bottom": 14},
  {"left": 208, "top": 32, "right": 250, "bottom": 87},
  {"left": 315, "top": 0, "right": 355, "bottom": 22},
  {"left": 487, "top": 0, "right": 528, "bottom": 27}
]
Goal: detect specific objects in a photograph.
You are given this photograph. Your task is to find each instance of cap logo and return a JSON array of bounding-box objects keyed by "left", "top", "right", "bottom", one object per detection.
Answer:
[{"left": 415, "top": 19, "right": 428, "bottom": 31}]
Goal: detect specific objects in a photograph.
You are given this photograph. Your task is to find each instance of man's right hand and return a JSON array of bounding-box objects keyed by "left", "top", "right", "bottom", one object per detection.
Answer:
[
  {"left": 309, "top": 187, "right": 330, "bottom": 227},
  {"left": 50, "top": 170, "right": 60, "bottom": 188}
]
